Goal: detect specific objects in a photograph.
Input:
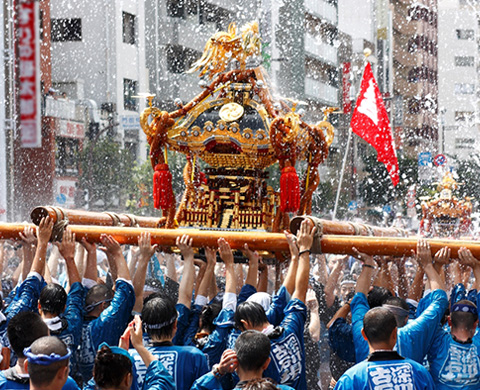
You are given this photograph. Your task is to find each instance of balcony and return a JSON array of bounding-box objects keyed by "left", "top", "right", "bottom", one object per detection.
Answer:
[
  {"left": 305, "top": 0, "right": 337, "bottom": 24},
  {"left": 44, "top": 96, "right": 77, "bottom": 120},
  {"left": 305, "top": 77, "right": 338, "bottom": 105},
  {"left": 305, "top": 34, "right": 338, "bottom": 65}
]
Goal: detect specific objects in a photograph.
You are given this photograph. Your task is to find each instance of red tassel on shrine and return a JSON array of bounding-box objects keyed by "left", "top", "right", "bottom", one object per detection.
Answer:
[
  {"left": 153, "top": 163, "right": 173, "bottom": 210},
  {"left": 280, "top": 166, "right": 300, "bottom": 213}
]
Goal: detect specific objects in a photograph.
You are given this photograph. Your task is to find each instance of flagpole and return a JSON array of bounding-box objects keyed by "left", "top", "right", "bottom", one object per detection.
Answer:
[{"left": 332, "top": 129, "right": 352, "bottom": 221}]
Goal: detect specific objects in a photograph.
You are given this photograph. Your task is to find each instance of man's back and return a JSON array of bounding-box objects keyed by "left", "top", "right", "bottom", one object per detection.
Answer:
[
  {"left": 428, "top": 328, "right": 480, "bottom": 390},
  {"left": 334, "top": 352, "right": 435, "bottom": 390},
  {"left": 129, "top": 343, "right": 208, "bottom": 390}
]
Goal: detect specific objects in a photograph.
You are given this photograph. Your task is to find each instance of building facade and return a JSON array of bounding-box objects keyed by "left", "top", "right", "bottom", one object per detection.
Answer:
[
  {"left": 438, "top": 0, "right": 480, "bottom": 160},
  {"left": 392, "top": 0, "right": 439, "bottom": 156}
]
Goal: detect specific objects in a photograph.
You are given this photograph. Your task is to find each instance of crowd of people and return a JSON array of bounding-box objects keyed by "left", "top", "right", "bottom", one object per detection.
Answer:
[{"left": 0, "top": 216, "right": 479, "bottom": 389}]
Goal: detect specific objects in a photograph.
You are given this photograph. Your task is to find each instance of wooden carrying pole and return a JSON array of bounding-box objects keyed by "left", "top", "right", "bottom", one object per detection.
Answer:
[
  {"left": 1, "top": 223, "right": 480, "bottom": 258},
  {"left": 30, "top": 206, "right": 162, "bottom": 228},
  {"left": 31, "top": 207, "right": 408, "bottom": 238}
]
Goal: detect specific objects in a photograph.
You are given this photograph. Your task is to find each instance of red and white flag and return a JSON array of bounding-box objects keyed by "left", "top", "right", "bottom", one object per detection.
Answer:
[{"left": 351, "top": 62, "right": 399, "bottom": 186}]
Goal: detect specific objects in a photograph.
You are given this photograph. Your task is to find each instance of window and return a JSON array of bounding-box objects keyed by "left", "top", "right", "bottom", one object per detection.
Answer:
[
  {"left": 122, "top": 12, "right": 136, "bottom": 45},
  {"left": 455, "top": 56, "right": 475, "bottom": 67},
  {"left": 456, "top": 29, "right": 475, "bottom": 40},
  {"left": 455, "top": 111, "right": 474, "bottom": 122},
  {"left": 166, "top": 45, "right": 200, "bottom": 73},
  {"left": 123, "top": 79, "right": 138, "bottom": 111},
  {"left": 39, "top": 10, "right": 44, "bottom": 41},
  {"left": 51, "top": 19, "right": 82, "bottom": 42},
  {"left": 167, "top": 0, "right": 185, "bottom": 17},
  {"left": 55, "top": 137, "right": 79, "bottom": 175},
  {"left": 198, "top": 3, "right": 231, "bottom": 30},
  {"left": 455, "top": 83, "right": 475, "bottom": 95}
]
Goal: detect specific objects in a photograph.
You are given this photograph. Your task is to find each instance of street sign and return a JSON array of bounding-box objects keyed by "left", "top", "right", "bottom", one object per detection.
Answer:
[
  {"left": 433, "top": 154, "right": 447, "bottom": 167},
  {"left": 418, "top": 152, "right": 432, "bottom": 166},
  {"left": 348, "top": 201, "right": 358, "bottom": 211},
  {"left": 56, "top": 194, "right": 67, "bottom": 205}
]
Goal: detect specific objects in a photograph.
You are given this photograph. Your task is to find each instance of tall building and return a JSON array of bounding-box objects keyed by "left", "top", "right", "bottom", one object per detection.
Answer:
[
  {"left": 50, "top": 0, "right": 149, "bottom": 161},
  {"left": 144, "top": 0, "right": 259, "bottom": 108},
  {"left": 392, "top": 0, "right": 439, "bottom": 156},
  {"left": 9, "top": 0, "right": 92, "bottom": 219},
  {"left": 438, "top": 0, "right": 480, "bottom": 160}
]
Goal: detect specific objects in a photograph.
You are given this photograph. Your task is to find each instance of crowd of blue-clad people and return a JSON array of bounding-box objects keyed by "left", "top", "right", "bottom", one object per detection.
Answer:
[{"left": 0, "top": 216, "right": 479, "bottom": 389}]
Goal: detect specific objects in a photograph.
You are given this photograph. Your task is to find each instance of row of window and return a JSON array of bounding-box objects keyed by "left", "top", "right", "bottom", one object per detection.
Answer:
[
  {"left": 51, "top": 13, "right": 136, "bottom": 45},
  {"left": 408, "top": 5, "right": 438, "bottom": 27},
  {"left": 166, "top": 0, "right": 231, "bottom": 30},
  {"left": 456, "top": 29, "right": 475, "bottom": 40},
  {"left": 407, "top": 35, "right": 437, "bottom": 56},
  {"left": 455, "top": 56, "right": 475, "bottom": 67},
  {"left": 454, "top": 83, "right": 475, "bottom": 95},
  {"left": 407, "top": 66, "right": 437, "bottom": 84},
  {"left": 407, "top": 96, "right": 437, "bottom": 115}
]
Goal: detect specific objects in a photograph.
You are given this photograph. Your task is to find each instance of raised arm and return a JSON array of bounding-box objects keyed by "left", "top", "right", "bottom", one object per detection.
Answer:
[
  {"left": 57, "top": 227, "right": 81, "bottom": 285},
  {"left": 257, "top": 260, "right": 268, "bottom": 293},
  {"left": 218, "top": 238, "right": 235, "bottom": 295},
  {"left": 242, "top": 244, "right": 259, "bottom": 287},
  {"left": 19, "top": 225, "right": 37, "bottom": 280},
  {"left": 372, "top": 256, "right": 395, "bottom": 294},
  {"left": 176, "top": 234, "right": 195, "bottom": 308},
  {"left": 292, "top": 219, "right": 316, "bottom": 303},
  {"left": 353, "top": 248, "right": 376, "bottom": 296},
  {"left": 282, "top": 230, "right": 299, "bottom": 295},
  {"left": 327, "top": 303, "right": 351, "bottom": 329},
  {"left": 458, "top": 247, "right": 480, "bottom": 290},
  {"left": 99, "top": 234, "right": 130, "bottom": 281},
  {"left": 81, "top": 238, "right": 98, "bottom": 283},
  {"left": 325, "top": 256, "right": 347, "bottom": 308},
  {"left": 407, "top": 264, "right": 424, "bottom": 302},
  {"left": 133, "top": 232, "right": 157, "bottom": 312},
  {"left": 306, "top": 289, "right": 321, "bottom": 342},
  {"left": 31, "top": 217, "right": 54, "bottom": 277},
  {"left": 416, "top": 239, "right": 445, "bottom": 292},
  {"left": 197, "top": 247, "right": 216, "bottom": 300}
]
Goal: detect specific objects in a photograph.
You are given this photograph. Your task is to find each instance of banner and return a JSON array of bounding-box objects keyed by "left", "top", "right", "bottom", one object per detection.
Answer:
[{"left": 18, "top": 1, "right": 41, "bottom": 147}]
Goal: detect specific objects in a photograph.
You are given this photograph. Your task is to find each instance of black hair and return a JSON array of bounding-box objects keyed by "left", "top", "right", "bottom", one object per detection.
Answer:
[
  {"left": 93, "top": 345, "right": 132, "bottom": 389},
  {"left": 39, "top": 283, "right": 67, "bottom": 316},
  {"left": 28, "top": 336, "right": 69, "bottom": 387},
  {"left": 363, "top": 307, "right": 397, "bottom": 345},
  {"left": 235, "top": 330, "right": 271, "bottom": 372},
  {"left": 367, "top": 286, "right": 393, "bottom": 309},
  {"left": 451, "top": 300, "right": 478, "bottom": 331},
  {"left": 199, "top": 302, "right": 222, "bottom": 334},
  {"left": 142, "top": 297, "right": 178, "bottom": 340},
  {"left": 242, "top": 378, "right": 280, "bottom": 390},
  {"left": 7, "top": 311, "right": 48, "bottom": 358},
  {"left": 383, "top": 296, "right": 410, "bottom": 327},
  {"left": 384, "top": 296, "right": 409, "bottom": 311},
  {"left": 235, "top": 301, "right": 268, "bottom": 331},
  {"left": 85, "top": 284, "right": 114, "bottom": 311}
]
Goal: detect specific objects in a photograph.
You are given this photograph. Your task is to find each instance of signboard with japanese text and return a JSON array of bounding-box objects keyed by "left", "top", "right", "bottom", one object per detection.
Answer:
[
  {"left": 120, "top": 115, "right": 141, "bottom": 131},
  {"left": 18, "top": 1, "right": 41, "bottom": 147},
  {"left": 55, "top": 179, "right": 76, "bottom": 207},
  {"left": 57, "top": 119, "right": 85, "bottom": 139}
]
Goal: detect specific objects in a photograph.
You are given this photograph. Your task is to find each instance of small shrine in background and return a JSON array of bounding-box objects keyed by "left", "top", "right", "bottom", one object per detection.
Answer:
[{"left": 420, "top": 172, "right": 473, "bottom": 238}]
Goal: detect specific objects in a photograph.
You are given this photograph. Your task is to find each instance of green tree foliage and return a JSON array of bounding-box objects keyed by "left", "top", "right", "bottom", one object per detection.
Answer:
[
  {"left": 358, "top": 151, "right": 418, "bottom": 209},
  {"left": 456, "top": 158, "right": 480, "bottom": 200},
  {"left": 78, "top": 138, "right": 136, "bottom": 210}
]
